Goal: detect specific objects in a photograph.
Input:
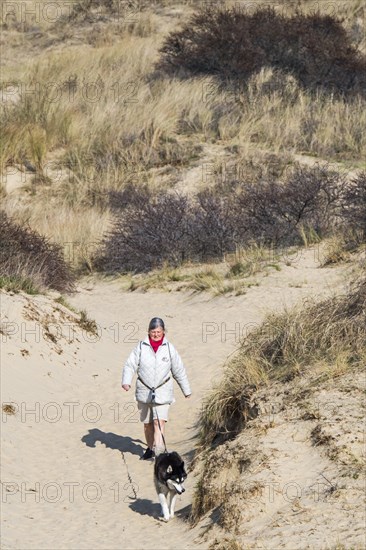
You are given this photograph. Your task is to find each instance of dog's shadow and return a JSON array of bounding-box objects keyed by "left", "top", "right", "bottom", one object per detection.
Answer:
[
  {"left": 129, "top": 498, "right": 161, "bottom": 518},
  {"left": 81, "top": 428, "right": 144, "bottom": 456},
  {"left": 130, "top": 499, "right": 191, "bottom": 523}
]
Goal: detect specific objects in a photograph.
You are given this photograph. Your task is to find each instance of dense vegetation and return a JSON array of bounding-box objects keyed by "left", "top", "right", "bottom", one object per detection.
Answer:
[
  {"left": 95, "top": 168, "right": 365, "bottom": 273},
  {"left": 0, "top": 211, "right": 76, "bottom": 293},
  {"left": 159, "top": 7, "right": 366, "bottom": 95},
  {"left": 1, "top": 1, "right": 365, "bottom": 277}
]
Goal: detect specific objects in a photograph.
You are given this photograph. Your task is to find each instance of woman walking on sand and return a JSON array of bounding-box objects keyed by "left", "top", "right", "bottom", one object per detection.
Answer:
[{"left": 122, "top": 317, "right": 191, "bottom": 459}]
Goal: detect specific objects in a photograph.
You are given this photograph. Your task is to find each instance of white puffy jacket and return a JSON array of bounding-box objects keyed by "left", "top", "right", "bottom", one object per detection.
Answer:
[{"left": 122, "top": 336, "right": 191, "bottom": 404}]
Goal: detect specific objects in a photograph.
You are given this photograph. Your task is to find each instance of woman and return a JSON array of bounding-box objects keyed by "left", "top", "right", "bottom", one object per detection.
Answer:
[{"left": 122, "top": 317, "right": 191, "bottom": 459}]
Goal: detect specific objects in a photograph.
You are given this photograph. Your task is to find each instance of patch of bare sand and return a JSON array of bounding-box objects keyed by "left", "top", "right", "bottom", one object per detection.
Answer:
[{"left": 0, "top": 247, "right": 355, "bottom": 549}]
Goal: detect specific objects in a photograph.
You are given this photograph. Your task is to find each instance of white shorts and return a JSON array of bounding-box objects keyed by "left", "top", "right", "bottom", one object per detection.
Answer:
[{"left": 137, "top": 402, "right": 170, "bottom": 423}]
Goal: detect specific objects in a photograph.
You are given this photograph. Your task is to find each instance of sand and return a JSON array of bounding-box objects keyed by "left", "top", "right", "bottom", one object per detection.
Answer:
[{"left": 1, "top": 247, "right": 353, "bottom": 549}]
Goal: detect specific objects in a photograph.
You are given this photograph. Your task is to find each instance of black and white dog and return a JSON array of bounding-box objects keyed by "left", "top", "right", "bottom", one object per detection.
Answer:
[{"left": 154, "top": 451, "right": 187, "bottom": 522}]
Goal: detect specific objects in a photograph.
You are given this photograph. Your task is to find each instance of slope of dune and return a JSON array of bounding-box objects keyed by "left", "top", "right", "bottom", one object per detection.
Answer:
[{"left": 192, "top": 366, "right": 365, "bottom": 550}]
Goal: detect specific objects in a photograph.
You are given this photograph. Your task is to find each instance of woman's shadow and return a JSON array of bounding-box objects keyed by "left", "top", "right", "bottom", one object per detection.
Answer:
[{"left": 81, "top": 428, "right": 144, "bottom": 456}]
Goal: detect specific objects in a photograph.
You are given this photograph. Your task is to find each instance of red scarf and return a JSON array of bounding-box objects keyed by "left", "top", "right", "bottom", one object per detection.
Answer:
[{"left": 149, "top": 336, "right": 164, "bottom": 353}]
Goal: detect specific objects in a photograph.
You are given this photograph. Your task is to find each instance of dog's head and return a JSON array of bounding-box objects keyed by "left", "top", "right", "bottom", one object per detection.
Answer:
[
  {"left": 166, "top": 476, "right": 186, "bottom": 495},
  {"left": 161, "top": 452, "right": 187, "bottom": 495}
]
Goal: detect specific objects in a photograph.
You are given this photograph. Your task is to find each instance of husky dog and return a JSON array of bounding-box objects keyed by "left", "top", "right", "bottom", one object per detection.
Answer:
[{"left": 154, "top": 451, "right": 187, "bottom": 522}]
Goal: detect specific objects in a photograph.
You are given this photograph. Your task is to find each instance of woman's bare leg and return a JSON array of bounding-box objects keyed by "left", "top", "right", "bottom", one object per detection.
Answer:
[
  {"left": 153, "top": 419, "right": 166, "bottom": 454},
  {"left": 144, "top": 422, "right": 154, "bottom": 449}
]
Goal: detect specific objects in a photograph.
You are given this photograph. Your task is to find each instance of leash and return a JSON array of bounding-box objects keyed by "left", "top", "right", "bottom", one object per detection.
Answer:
[{"left": 120, "top": 451, "right": 138, "bottom": 499}]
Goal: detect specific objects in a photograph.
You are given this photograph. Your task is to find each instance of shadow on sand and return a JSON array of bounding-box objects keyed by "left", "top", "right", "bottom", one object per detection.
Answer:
[
  {"left": 81, "top": 428, "right": 145, "bottom": 457},
  {"left": 129, "top": 498, "right": 161, "bottom": 518},
  {"left": 129, "top": 499, "right": 191, "bottom": 522},
  {"left": 81, "top": 429, "right": 193, "bottom": 522}
]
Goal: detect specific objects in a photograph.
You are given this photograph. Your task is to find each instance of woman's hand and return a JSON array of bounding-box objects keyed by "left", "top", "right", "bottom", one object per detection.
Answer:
[{"left": 122, "top": 384, "right": 131, "bottom": 391}]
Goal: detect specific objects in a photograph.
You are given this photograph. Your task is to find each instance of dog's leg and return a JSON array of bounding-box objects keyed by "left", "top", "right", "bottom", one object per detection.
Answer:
[
  {"left": 166, "top": 490, "right": 172, "bottom": 511},
  {"left": 169, "top": 492, "right": 177, "bottom": 519},
  {"left": 158, "top": 492, "right": 170, "bottom": 522}
]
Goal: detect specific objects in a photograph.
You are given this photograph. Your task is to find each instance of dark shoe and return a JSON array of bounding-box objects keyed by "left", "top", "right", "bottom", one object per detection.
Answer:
[{"left": 141, "top": 448, "right": 155, "bottom": 460}]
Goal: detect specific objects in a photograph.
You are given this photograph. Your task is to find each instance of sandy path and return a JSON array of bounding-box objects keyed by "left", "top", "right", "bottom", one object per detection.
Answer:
[
  {"left": 1, "top": 248, "right": 350, "bottom": 549},
  {"left": 174, "top": 142, "right": 230, "bottom": 196}
]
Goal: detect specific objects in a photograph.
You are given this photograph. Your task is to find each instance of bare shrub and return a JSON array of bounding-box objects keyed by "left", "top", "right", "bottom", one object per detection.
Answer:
[
  {"left": 276, "top": 11, "right": 366, "bottom": 93},
  {"left": 278, "top": 166, "right": 342, "bottom": 236},
  {"left": 94, "top": 192, "right": 193, "bottom": 273},
  {"left": 95, "top": 166, "right": 348, "bottom": 273},
  {"left": 341, "top": 172, "right": 366, "bottom": 237},
  {"left": 190, "top": 190, "right": 240, "bottom": 260},
  {"left": 227, "top": 165, "right": 343, "bottom": 246},
  {"left": 158, "top": 6, "right": 366, "bottom": 95},
  {"left": 96, "top": 185, "right": 242, "bottom": 272},
  {"left": 158, "top": 7, "right": 271, "bottom": 80},
  {"left": 0, "top": 211, "right": 76, "bottom": 293},
  {"left": 108, "top": 183, "right": 153, "bottom": 211}
]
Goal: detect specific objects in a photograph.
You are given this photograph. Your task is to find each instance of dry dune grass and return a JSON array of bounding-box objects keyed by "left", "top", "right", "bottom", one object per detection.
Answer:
[
  {"left": 236, "top": 70, "right": 366, "bottom": 159},
  {"left": 3, "top": 51, "right": 365, "bottom": 176},
  {"left": 2, "top": 0, "right": 72, "bottom": 32},
  {"left": 1, "top": 40, "right": 219, "bottom": 191},
  {"left": 191, "top": 361, "right": 366, "bottom": 547},
  {"left": 2, "top": 3, "right": 366, "bottom": 548},
  {"left": 119, "top": 243, "right": 280, "bottom": 295},
  {"left": 1, "top": 0, "right": 366, "bottom": 272},
  {"left": 197, "top": 275, "right": 366, "bottom": 450},
  {"left": 3, "top": 199, "right": 112, "bottom": 272}
]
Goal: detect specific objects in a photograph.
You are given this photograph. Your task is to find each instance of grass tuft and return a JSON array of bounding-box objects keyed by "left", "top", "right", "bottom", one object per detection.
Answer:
[
  {"left": 76, "top": 309, "right": 99, "bottom": 336},
  {"left": 2, "top": 404, "right": 17, "bottom": 415}
]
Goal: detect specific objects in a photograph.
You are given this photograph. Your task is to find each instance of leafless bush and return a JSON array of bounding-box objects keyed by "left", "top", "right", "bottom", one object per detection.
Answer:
[
  {"left": 94, "top": 166, "right": 350, "bottom": 273},
  {"left": 108, "top": 183, "right": 153, "bottom": 211},
  {"left": 341, "top": 172, "right": 366, "bottom": 237},
  {"left": 237, "top": 166, "right": 343, "bottom": 245},
  {"left": 0, "top": 211, "right": 76, "bottom": 293},
  {"left": 158, "top": 7, "right": 366, "bottom": 95},
  {"left": 94, "top": 192, "right": 193, "bottom": 273},
  {"left": 96, "top": 186, "right": 242, "bottom": 272},
  {"left": 190, "top": 190, "right": 240, "bottom": 261}
]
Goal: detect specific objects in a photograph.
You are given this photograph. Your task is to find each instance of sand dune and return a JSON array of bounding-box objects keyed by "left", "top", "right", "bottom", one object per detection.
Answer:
[{"left": 1, "top": 247, "right": 352, "bottom": 549}]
